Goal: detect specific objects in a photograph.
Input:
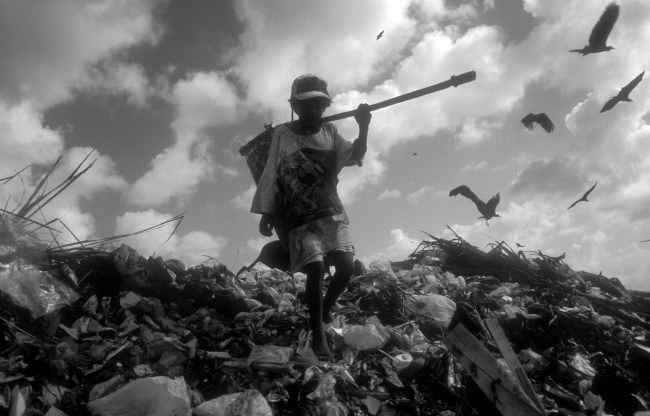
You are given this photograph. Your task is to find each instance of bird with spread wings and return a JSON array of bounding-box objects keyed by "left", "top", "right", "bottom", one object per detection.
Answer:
[
  {"left": 521, "top": 113, "right": 555, "bottom": 133},
  {"left": 570, "top": 2, "right": 619, "bottom": 55},
  {"left": 601, "top": 70, "right": 645, "bottom": 113},
  {"left": 567, "top": 182, "right": 598, "bottom": 210},
  {"left": 449, "top": 185, "right": 500, "bottom": 225}
]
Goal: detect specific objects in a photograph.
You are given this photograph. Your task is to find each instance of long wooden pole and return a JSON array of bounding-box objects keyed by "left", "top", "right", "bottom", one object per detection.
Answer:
[{"left": 321, "top": 70, "right": 476, "bottom": 123}]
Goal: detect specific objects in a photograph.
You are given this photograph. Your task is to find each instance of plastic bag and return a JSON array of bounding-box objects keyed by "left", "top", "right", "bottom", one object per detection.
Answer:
[
  {"left": 248, "top": 345, "right": 294, "bottom": 364},
  {"left": 343, "top": 323, "right": 390, "bottom": 351},
  {"left": 0, "top": 263, "right": 79, "bottom": 318},
  {"left": 193, "top": 389, "right": 273, "bottom": 416},
  {"left": 86, "top": 376, "right": 190, "bottom": 416},
  {"left": 113, "top": 244, "right": 148, "bottom": 289},
  {"left": 368, "top": 259, "right": 397, "bottom": 279},
  {"left": 404, "top": 294, "right": 456, "bottom": 329},
  {"left": 0, "top": 217, "right": 79, "bottom": 318}
]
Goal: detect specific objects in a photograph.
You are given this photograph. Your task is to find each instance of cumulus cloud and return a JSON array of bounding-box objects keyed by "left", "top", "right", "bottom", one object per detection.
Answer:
[
  {"left": 231, "top": 1, "right": 527, "bottom": 157},
  {"left": 362, "top": 228, "right": 420, "bottom": 264},
  {"left": 440, "top": 197, "right": 650, "bottom": 290},
  {"left": 80, "top": 61, "right": 155, "bottom": 106},
  {"left": 0, "top": 0, "right": 165, "bottom": 246},
  {"left": 2, "top": 147, "right": 126, "bottom": 244},
  {"left": 0, "top": 101, "right": 64, "bottom": 172},
  {"left": 171, "top": 72, "right": 241, "bottom": 138},
  {"left": 124, "top": 141, "right": 215, "bottom": 206},
  {"left": 115, "top": 210, "right": 228, "bottom": 266},
  {"left": 232, "top": 0, "right": 417, "bottom": 116},
  {"left": 460, "top": 160, "right": 487, "bottom": 174},
  {"left": 0, "top": 0, "right": 165, "bottom": 109},
  {"left": 407, "top": 186, "right": 434, "bottom": 203},
  {"left": 338, "top": 151, "right": 387, "bottom": 205},
  {"left": 125, "top": 72, "right": 243, "bottom": 206},
  {"left": 231, "top": 185, "right": 256, "bottom": 211},
  {"left": 4, "top": 0, "right": 650, "bottom": 290},
  {"left": 509, "top": 156, "right": 585, "bottom": 197},
  {"left": 377, "top": 189, "right": 402, "bottom": 200}
]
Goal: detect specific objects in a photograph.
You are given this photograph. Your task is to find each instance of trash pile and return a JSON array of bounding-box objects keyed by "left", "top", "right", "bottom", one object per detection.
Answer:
[{"left": 1, "top": 214, "right": 649, "bottom": 416}]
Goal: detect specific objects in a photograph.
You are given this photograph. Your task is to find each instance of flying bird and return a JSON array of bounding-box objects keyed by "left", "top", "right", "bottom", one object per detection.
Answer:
[
  {"left": 567, "top": 181, "right": 598, "bottom": 210},
  {"left": 376, "top": 30, "right": 384, "bottom": 40},
  {"left": 600, "top": 70, "right": 645, "bottom": 113},
  {"left": 449, "top": 185, "right": 500, "bottom": 225},
  {"left": 570, "top": 2, "right": 619, "bottom": 55},
  {"left": 640, "top": 239, "right": 650, "bottom": 243},
  {"left": 521, "top": 113, "right": 555, "bottom": 133}
]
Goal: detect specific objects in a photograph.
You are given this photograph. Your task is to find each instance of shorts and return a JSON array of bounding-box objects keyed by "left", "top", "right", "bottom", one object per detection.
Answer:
[{"left": 288, "top": 214, "right": 355, "bottom": 272}]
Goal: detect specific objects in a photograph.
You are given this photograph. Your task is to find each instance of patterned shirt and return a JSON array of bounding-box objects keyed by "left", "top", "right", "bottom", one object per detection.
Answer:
[{"left": 251, "top": 122, "right": 362, "bottom": 230}]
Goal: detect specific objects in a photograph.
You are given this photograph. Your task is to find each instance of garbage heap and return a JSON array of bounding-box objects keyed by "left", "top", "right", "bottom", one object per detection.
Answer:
[{"left": 1, "top": 220, "right": 649, "bottom": 416}]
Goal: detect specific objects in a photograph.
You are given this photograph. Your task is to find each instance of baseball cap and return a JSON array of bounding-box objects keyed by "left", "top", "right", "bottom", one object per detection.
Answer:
[{"left": 290, "top": 74, "right": 331, "bottom": 101}]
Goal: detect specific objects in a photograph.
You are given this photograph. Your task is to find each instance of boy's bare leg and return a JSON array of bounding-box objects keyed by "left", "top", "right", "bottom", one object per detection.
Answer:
[
  {"left": 303, "top": 261, "right": 332, "bottom": 359},
  {"left": 322, "top": 251, "right": 354, "bottom": 324}
]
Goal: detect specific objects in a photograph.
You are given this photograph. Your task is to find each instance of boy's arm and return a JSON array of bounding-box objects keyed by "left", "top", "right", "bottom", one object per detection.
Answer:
[{"left": 351, "top": 103, "right": 371, "bottom": 161}]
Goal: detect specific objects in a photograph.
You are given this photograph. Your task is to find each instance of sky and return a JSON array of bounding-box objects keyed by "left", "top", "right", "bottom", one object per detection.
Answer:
[{"left": 2, "top": 0, "right": 650, "bottom": 290}]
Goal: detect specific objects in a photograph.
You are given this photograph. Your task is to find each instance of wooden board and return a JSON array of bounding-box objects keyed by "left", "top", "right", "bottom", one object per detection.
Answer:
[
  {"left": 443, "top": 324, "right": 544, "bottom": 416},
  {"left": 484, "top": 318, "right": 546, "bottom": 414}
]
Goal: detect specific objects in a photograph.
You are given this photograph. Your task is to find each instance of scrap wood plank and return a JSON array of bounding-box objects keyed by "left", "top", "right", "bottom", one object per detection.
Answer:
[
  {"left": 443, "top": 324, "right": 545, "bottom": 416},
  {"left": 484, "top": 318, "right": 546, "bottom": 414}
]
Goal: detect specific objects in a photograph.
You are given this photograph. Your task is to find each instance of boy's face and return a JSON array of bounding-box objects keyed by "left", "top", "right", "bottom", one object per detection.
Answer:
[{"left": 293, "top": 98, "right": 328, "bottom": 128}]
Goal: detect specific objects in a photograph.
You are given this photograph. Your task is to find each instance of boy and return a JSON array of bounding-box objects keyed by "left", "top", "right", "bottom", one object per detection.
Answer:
[{"left": 251, "top": 74, "right": 371, "bottom": 359}]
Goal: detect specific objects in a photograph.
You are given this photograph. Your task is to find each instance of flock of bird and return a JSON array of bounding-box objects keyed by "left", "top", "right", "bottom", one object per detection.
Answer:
[
  {"left": 375, "top": 3, "right": 649, "bottom": 244},
  {"left": 440, "top": 3, "right": 643, "bottom": 231}
]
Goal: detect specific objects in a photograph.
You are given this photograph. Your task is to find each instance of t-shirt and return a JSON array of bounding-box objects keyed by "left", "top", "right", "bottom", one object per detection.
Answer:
[{"left": 251, "top": 122, "right": 362, "bottom": 230}]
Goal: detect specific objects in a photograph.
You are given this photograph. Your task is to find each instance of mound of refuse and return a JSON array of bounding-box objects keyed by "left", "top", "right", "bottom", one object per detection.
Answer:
[{"left": 1, "top": 215, "right": 649, "bottom": 416}]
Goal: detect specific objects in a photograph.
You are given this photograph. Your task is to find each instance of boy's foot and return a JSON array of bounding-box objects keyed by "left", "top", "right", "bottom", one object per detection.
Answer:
[{"left": 312, "top": 336, "right": 334, "bottom": 361}]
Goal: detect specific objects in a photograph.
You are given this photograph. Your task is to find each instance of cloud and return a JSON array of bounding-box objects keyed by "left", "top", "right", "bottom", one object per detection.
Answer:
[
  {"left": 338, "top": 151, "right": 387, "bottom": 205},
  {"left": 80, "top": 61, "right": 155, "bottom": 106},
  {"left": 171, "top": 72, "right": 241, "bottom": 138},
  {"left": 456, "top": 117, "right": 504, "bottom": 146},
  {"left": 0, "top": 0, "right": 165, "bottom": 246},
  {"left": 115, "top": 209, "right": 228, "bottom": 266},
  {"left": 440, "top": 196, "right": 650, "bottom": 290},
  {"left": 377, "top": 189, "right": 402, "bottom": 200},
  {"left": 2, "top": 146, "right": 126, "bottom": 244},
  {"left": 125, "top": 72, "right": 243, "bottom": 206},
  {"left": 231, "top": 185, "right": 256, "bottom": 211},
  {"left": 362, "top": 228, "right": 420, "bottom": 264},
  {"left": 0, "top": 0, "right": 165, "bottom": 109},
  {"left": 407, "top": 186, "right": 434, "bottom": 203},
  {"left": 231, "top": 1, "right": 525, "bottom": 156},
  {"left": 232, "top": 0, "right": 417, "bottom": 117},
  {"left": 509, "top": 156, "right": 585, "bottom": 197},
  {"left": 246, "top": 237, "right": 272, "bottom": 253},
  {"left": 460, "top": 160, "right": 487, "bottom": 174},
  {"left": 124, "top": 141, "right": 215, "bottom": 206},
  {"left": 0, "top": 101, "right": 64, "bottom": 172}
]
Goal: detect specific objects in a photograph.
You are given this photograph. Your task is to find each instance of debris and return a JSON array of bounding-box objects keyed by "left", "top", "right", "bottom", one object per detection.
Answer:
[
  {"left": 443, "top": 324, "right": 545, "bottom": 416},
  {"left": 193, "top": 389, "right": 273, "bottom": 416},
  {"left": 403, "top": 294, "right": 457, "bottom": 329},
  {"left": 1, "top": 179, "right": 649, "bottom": 416},
  {"left": 86, "top": 376, "right": 191, "bottom": 416}
]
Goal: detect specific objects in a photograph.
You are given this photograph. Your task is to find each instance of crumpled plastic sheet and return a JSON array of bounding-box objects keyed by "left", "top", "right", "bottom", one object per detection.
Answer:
[
  {"left": 247, "top": 345, "right": 294, "bottom": 364},
  {"left": 403, "top": 294, "right": 457, "bottom": 329},
  {"left": 113, "top": 244, "right": 149, "bottom": 288},
  {"left": 0, "top": 262, "right": 79, "bottom": 318}
]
